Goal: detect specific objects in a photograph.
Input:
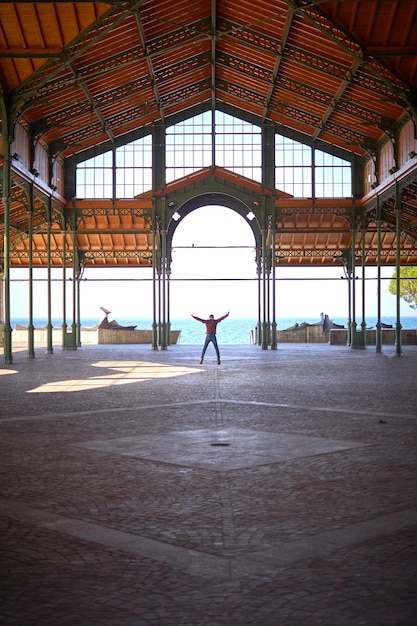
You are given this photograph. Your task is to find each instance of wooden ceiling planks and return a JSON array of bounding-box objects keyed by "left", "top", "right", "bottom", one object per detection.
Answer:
[{"left": 0, "top": 1, "right": 416, "bottom": 269}]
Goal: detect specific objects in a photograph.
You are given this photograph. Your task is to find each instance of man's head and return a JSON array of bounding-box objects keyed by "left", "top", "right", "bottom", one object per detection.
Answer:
[{"left": 209, "top": 314, "right": 214, "bottom": 319}]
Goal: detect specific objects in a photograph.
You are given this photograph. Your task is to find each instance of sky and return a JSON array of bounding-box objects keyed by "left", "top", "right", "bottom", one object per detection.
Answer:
[{"left": 8, "top": 205, "right": 417, "bottom": 323}]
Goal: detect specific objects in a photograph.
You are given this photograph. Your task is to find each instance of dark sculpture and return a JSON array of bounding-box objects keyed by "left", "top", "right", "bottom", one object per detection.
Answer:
[{"left": 97, "top": 307, "right": 137, "bottom": 330}]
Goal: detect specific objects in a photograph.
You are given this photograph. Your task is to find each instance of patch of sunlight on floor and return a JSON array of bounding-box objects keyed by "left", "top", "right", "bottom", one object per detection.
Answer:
[{"left": 27, "top": 360, "right": 202, "bottom": 393}]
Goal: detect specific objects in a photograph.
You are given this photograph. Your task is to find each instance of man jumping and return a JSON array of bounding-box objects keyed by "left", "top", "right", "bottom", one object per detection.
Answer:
[{"left": 191, "top": 311, "right": 230, "bottom": 365}]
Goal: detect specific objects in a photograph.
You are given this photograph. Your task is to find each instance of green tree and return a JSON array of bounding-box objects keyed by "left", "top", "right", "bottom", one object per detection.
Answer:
[{"left": 389, "top": 266, "right": 417, "bottom": 309}]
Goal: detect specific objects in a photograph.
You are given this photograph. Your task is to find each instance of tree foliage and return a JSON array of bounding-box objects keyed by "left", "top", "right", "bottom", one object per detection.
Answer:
[{"left": 389, "top": 266, "right": 417, "bottom": 309}]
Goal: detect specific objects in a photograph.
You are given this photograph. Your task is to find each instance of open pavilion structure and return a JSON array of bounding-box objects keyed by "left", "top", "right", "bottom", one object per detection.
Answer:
[
  {"left": 1, "top": 0, "right": 417, "bottom": 363},
  {"left": 1, "top": 5, "right": 417, "bottom": 623}
]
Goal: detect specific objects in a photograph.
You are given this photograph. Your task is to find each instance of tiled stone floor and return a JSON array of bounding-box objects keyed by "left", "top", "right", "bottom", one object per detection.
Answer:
[{"left": 1, "top": 341, "right": 416, "bottom": 625}]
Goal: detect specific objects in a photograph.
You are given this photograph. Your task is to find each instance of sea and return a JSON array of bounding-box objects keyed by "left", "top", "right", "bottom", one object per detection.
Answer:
[{"left": 10, "top": 316, "right": 417, "bottom": 345}]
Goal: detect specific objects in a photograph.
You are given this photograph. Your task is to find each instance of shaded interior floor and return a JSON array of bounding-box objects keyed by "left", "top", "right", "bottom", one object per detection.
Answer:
[{"left": 1, "top": 342, "right": 416, "bottom": 626}]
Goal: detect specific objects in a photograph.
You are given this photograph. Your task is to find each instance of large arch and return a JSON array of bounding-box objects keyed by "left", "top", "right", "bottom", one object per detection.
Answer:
[
  {"left": 166, "top": 192, "right": 262, "bottom": 252},
  {"left": 169, "top": 205, "right": 257, "bottom": 329},
  {"left": 153, "top": 191, "right": 273, "bottom": 350}
]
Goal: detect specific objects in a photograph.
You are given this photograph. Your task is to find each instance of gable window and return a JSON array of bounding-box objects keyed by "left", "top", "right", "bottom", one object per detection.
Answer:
[
  {"left": 166, "top": 113, "right": 211, "bottom": 183},
  {"left": 215, "top": 111, "right": 262, "bottom": 182},
  {"left": 315, "top": 150, "right": 352, "bottom": 197},
  {"left": 76, "top": 136, "right": 152, "bottom": 199},
  {"left": 75, "top": 110, "right": 351, "bottom": 200},
  {"left": 275, "top": 135, "right": 312, "bottom": 197},
  {"left": 275, "top": 135, "right": 352, "bottom": 198},
  {"left": 76, "top": 151, "right": 113, "bottom": 199},
  {"left": 115, "top": 135, "right": 152, "bottom": 198}
]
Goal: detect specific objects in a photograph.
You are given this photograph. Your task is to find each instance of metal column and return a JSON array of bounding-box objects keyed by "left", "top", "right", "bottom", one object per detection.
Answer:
[
  {"left": 395, "top": 187, "right": 402, "bottom": 356},
  {"left": 346, "top": 262, "right": 352, "bottom": 346},
  {"left": 1, "top": 101, "right": 13, "bottom": 363},
  {"left": 151, "top": 221, "right": 158, "bottom": 350},
  {"left": 76, "top": 273, "right": 82, "bottom": 347},
  {"left": 376, "top": 199, "right": 382, "bottom": 352},
  {"left": 167, "top": 266, "right": 172, "bottom": 346},
  {"left": 256, "top": 251, "right": 262, "bottom": 345},
  {"left": 61, "top": 226, "right": 68, "bottom": 349},
  {"left": 70, "top": 233, "right": 77, "bottom": 349},
  {"left": 46, "top": 216, "right": 53, "bottom": 354},
  {"left": 261, "top": 228, "right": 269, "bottom": 350},
  {"left": 360, "top": 225, "right": 367, "bottom": 347},
  {"left": 27, "top": 191, "right": 35, "bottom": 358},
  {"left": 160, "top": 228, "right": 168, "bottom": 350},
  {"left": 271, "top": 211, "right": 277, "bottom": 350},
  {"left": 350, "top": 227, "right": 358, "bottom": 347}
]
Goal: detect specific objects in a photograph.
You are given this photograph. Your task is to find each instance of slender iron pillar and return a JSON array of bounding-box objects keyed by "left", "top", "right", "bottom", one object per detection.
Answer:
[
  {"left": 160, "top": 229, "right": 168, "bottom": 350},
  {"left": 376, "top": 213, "right": 382, "bottom": 353},
  {"left": 256, "top": 253, "right": 262, "bottom": 345},
  {"left": 350, "top": 229, "right": 358, "bottom": 347},
  {"left": 27, "top": 197, "right": 35, "bottom": 358},
  {"left": 152, "top": 226, "right": 158, "bottom": 350},
  {"left": 395, "top": 190, "right": 402, "bottom": 356},
  {"left": 261, "top": 229, "right": 269, "bottom": 350},
  {"left": 152, "top": 124, "right": 166, "bottom": 349},
  {"left": 346, "top": 267, "right": 352, "bottom": 346},
  {"left": 70, "top": 235, "right": 77, "bottom": 349},
  {"left": 1, "top": 110, "right": 13, "bottom": 363},
  {"left": 360, "top": 227, "right": 367, "bottom": 347},
  {"left": 76, "top": 277, "right": 81, "bottom": 347},
  {"left": 46, "top": 218, "right": 53, "bottom": 354},
  {"left": 157, "top": 268, "right": 162, "bottom": 347},
  {"left": 167, "top": 269, "right": 171, "bottom": 346},
  {"left": 61, "top": 229, "right": 67, "bottom": 349},
  {"left": 271, "top": 217, "right": 277, "bottom": 350},
  {"left": 1, "top": 194, "right": 13, "bottom": 364}
]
